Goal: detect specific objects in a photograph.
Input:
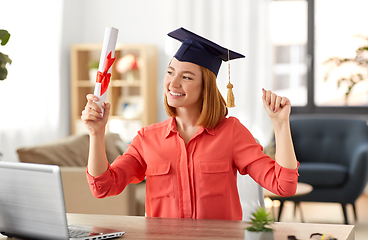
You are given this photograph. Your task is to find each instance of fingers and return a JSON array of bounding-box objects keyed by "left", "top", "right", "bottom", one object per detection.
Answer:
[
  {"left": 262, "top": 88, "right": 290, "bottom": 113},
  {"left": 84, "top": 96, "right": 102, "bottom": 116},
  {"left": 81, "top": 94, "right": 110, "bottom": 122},
  {"left": 101, "top": 102, "right": 111, "bottom": 117},
  {"left": 86, "top": 94, "right": 98, "bottom": 102},
  {"left": 280, "top": 97, "right": 290, "bottom": 108},
  {"left": 81, "top": 106, "right": 102, "bottom": 122},
  {"left": 275, "top": 95, "right": 282, "bottom": 112}
]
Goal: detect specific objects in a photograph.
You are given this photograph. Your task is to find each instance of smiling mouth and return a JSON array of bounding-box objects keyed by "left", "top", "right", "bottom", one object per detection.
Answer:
[{"left": 169, "top": 91, "right": 185, "bottom": 96}]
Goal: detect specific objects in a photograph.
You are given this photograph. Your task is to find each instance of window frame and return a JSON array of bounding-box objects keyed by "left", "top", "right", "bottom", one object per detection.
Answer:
[{"left": 290, "top": 0, "right": 368, "bottom": 115}]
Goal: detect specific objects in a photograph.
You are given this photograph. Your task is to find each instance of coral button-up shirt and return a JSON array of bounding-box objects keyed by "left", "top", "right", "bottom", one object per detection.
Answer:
[{"left": 86, "top": 117, "right": 299, "bottom": 220}]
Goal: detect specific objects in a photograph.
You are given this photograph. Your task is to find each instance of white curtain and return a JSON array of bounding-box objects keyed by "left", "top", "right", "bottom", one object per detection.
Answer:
[
  {"left": 165, "top": 0, "right": 273, "bottom": 144},
  {"left": 0, "top": 0, "right": 273, "bottom": 165},
  {"left": 165, "top": 0, "right": 273, "bottom": 220},
  {"left": 0, "top": 0, "right": 65, "bottom": 161}
]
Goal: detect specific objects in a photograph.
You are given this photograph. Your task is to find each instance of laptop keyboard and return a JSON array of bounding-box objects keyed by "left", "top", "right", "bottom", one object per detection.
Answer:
[{"left": 68, "top": 227, "right": 95, "bottom": 238}]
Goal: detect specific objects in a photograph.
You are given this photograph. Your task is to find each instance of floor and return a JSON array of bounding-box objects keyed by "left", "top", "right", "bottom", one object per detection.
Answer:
[{"left": 268, "top": 193, "right": 368, "bottom": 240}]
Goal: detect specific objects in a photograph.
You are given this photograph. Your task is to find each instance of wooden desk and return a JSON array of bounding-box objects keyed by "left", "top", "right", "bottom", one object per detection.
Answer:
[
  {"left": 0, "top": 214, "right": 354, "bottom": 240},
  {"left": 66, "top": 214, "right": 353, "bottom": 240}
]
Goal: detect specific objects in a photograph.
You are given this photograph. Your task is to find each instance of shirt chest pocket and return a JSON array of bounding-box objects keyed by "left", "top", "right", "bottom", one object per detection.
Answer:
[
  {"left": 199, "top": 160, "right": 230, "bottom": 199},
  {"left": 146, "top": 162, "right": 174, "bottom": 199}
]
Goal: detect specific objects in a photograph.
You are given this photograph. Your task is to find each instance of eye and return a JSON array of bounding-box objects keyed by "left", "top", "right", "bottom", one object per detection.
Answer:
[
  {"left": 183, "top": 76, "right": 192, "bottom": 80},
  {"left": 167, "top": 70, "right": 174, "bottom": 76}
]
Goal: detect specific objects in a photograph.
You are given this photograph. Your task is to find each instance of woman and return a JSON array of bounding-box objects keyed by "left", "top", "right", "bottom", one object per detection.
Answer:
[{"left": 81, "top": 27, "right": 298, "bottom": 220}]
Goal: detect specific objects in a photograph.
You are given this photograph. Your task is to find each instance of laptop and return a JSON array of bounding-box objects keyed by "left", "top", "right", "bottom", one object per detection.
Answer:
[{"left": 0, "top": 161, "right": 125, "bottom": 240}]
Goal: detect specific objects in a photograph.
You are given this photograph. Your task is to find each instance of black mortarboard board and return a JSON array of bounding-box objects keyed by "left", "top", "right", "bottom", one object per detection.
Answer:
[{"left": 168, "top": 27, "right": 245, "bottom": 76}]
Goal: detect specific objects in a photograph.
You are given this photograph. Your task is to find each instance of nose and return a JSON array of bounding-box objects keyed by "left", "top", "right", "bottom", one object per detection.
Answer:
[{"left": 170, "top": 74, "right": 181, "bottom": 88}]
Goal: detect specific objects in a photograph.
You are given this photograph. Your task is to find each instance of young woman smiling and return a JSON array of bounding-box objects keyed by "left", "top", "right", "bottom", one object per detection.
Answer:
[{"left": 81, "top": 27, "right": 298, "bottom": 220}]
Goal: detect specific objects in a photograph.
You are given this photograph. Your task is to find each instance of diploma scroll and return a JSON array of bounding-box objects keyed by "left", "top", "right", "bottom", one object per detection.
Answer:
[{"left": 93, "top": 27, "right": 119, "bottom": 115}]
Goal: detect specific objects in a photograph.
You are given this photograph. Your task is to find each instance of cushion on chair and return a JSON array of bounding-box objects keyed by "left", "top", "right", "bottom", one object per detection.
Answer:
[{"left": 298, "top": 162, "right": 348, "bottom": 187}]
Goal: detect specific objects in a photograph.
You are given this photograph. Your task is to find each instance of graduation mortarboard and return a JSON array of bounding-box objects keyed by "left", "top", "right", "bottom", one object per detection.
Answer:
[{"left": 168, "top": 27, "right": 245, "bottom": 107}]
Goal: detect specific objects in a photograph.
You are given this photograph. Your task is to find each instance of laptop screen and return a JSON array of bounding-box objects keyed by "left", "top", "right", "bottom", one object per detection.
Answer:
[{"left": 0, "top": 161, "right": 69, "bottom": 240}]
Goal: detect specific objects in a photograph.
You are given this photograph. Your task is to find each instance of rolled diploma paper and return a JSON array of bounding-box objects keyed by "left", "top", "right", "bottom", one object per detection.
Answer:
[{"left": 93, "top": 27, "right": 119, "bottom": 115}]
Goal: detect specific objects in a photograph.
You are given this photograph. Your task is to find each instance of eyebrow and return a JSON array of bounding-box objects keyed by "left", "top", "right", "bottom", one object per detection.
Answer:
[
  {"left": 183, "top": 71, "right": 196, "bottom": 76},
  {"left": 167, "top": 66, "right": 196, "bottom": 76}
]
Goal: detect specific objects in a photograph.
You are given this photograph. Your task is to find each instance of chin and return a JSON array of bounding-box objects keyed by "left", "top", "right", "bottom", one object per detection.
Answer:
[
  {"left": 167, "top": 101, "right": 180, "bottom": 108},
  {"left": 167, "top": 96, "right": 181, "bottom": 107}
]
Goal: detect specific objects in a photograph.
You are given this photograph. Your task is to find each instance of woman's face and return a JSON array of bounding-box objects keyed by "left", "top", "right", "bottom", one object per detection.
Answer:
[{"left": 164, "top": 57, "right": 203, "bottom": 111}]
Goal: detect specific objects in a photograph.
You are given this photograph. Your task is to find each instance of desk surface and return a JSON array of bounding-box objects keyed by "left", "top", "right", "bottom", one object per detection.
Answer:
[
  {"left": 0, "top": 214, "right": 354, "bottom": 240},
  {"left": 66, "top": 214, "right": 353, "bottom": 240}
]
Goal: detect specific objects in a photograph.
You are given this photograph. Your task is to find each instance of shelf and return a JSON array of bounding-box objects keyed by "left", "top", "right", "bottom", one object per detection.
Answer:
[
  {"left": 71, "top": 44, "right": 158, "bottom": 139},
  {"left": 76, "top": 80, "right": 142, "bottom": 87},
  {"left": 110, "top": 80, "right": 142, "bottom": 87}
]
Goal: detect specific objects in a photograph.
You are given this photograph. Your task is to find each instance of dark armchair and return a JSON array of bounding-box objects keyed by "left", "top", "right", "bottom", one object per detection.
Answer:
[{"left": 276, "top": 117, "right": 368, "bottom": 224}]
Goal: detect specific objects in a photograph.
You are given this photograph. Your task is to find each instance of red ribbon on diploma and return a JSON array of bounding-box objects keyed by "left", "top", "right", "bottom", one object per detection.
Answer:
[{"left": 96, "top": 51, "right": 116, "bottom": 96}]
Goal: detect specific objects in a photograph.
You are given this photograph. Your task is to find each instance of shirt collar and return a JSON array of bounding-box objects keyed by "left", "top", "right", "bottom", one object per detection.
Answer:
[
  {"left": 164, "top": 117, "right": 177, "bottom": 138},
  {"left": 202, "top": 126, "right": 215, "bottom": 136},
  {"left": 203, "top": 116, "right": 227, "bottom": 135},
  {"left": 164, "top": 117, "right": 216, "bottom": 138}
]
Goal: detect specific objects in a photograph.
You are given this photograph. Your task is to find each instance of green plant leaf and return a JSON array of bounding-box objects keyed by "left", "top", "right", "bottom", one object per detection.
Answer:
[
  {"left": 0, "top": 65, "right": 8, "bottom": 80},
  {"left": 0, "top": 30, "right": 10, "bottom": 46},
  {"left": 0, "top": 52, "right": 12, "bottom": 80},
  {"left": 356, "top": 46, "right": 368, "bottom": 54},
  {"left": 246, "top": 207, "right": 274, "bottom": 232},
  {"left": 88, "top": 60, "right": 99, "bottom": 69},
  {"left": 0, "top": 52, "right": 12, "bottom": 65}
]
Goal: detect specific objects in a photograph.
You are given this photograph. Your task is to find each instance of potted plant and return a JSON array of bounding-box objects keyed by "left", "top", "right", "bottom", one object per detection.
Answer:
[
  {"left": 245, "top": 207, "right": 274, "bottom": 240},
  {"left": 0, "top": 29, "right": 11, "bottom": 80},
  {"left": 0, "top": 29, "right": 11, "bottom": 161}
]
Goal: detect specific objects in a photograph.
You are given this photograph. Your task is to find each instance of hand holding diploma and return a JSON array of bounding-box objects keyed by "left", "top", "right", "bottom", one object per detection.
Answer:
[{"left": 81, "top": 27, "right": 118, "bottom": 137}]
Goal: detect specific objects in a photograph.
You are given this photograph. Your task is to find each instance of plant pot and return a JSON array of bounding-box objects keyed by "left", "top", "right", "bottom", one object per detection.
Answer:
[
  {"left": 89, "top": 68, "right": 98, "bottom": 83},
  {"left": 244, "top": 230, "right": 274, "bottom": 240}
]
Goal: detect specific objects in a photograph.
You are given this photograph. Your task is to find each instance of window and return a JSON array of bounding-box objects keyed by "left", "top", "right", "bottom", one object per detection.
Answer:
[
  {"left": 270, "top": 0, "right": 308, "bottom": 107},
  {"left": 272, "top": 0, "right": 368, "bottom": 114},
  {"left": 314, "top": 0, "right": 368, "bottom": 107}
]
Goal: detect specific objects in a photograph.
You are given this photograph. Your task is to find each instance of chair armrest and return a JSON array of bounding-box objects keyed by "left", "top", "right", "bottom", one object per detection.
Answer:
[
  {"left": 349, "top": 142, "right": 368, "bottom": 175},
  {"left": 60, "top": 167, "right": 137, "bottom": 216},
  {"left": 344, "top": 143, "right": 368, "bottom": 199}
]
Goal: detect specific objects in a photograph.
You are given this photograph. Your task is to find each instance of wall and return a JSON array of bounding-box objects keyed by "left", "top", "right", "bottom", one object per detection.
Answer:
[{"left": 0, "top": 0, "right": 276, "bottom": 163}]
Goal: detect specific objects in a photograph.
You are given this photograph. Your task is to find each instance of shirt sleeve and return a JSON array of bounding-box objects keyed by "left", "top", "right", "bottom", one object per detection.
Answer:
[
  {"left": 86, "top": 131, "right": 147, "bottom": 199},
  {"left": 232, "top": 118, "right": 299, "bottom": 197}
]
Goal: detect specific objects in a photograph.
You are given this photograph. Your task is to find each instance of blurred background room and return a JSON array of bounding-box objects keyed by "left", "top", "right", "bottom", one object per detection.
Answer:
[{"left": 1, "top": 0, "right": 368, "bottom": 239}]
